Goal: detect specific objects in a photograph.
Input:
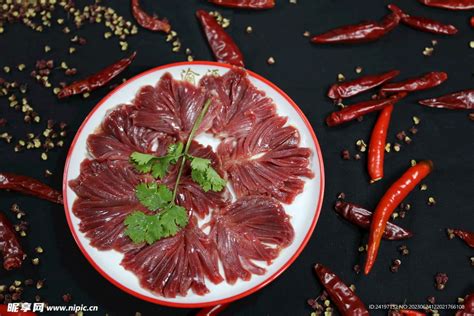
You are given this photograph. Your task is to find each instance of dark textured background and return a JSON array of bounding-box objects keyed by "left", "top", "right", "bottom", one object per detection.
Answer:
[{"left": 0, "top": 1, "right": 473, "bottom": 315}]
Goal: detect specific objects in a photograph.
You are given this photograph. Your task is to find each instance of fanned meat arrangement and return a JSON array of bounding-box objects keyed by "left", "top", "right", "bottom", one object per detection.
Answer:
[
  {"left": 209, "top": 196, "right": 294, "bottom": 284},
  {"left": 70, "top": 67, "right": 314, "bottom": 298}
]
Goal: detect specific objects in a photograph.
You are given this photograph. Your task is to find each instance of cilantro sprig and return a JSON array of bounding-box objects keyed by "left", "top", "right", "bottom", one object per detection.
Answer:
[
  {"left": 125, "top": 99, "right": 226, "bottom": 245},
  {"left": 130, "top": 142, "right": 183, "bottom": 179}
]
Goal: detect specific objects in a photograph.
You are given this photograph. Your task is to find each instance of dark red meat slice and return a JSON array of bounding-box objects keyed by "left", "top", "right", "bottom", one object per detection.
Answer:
[
  {"left": 199, "top": 67, "right": 276, "bottom": 139},
  {"left": 121, "top": 216, "right": 223, "bottom": 297},
  {"left": 131, "top": 72, "right": 219, "bottom": 141},
  {"left": 218, "top": 116, "right": 313, "bottom": 203},
  {"left": 162, "top": 141, "right": 229, "bottom": 218},
  {"left": 69, "top": 159, "right": 151, "bottom": 252},
  {"left": 209, "top": 196, "right": 294, "bottom": 284},
  {"left": 88, "top": 104, "right": 174, "bottom": 161}
]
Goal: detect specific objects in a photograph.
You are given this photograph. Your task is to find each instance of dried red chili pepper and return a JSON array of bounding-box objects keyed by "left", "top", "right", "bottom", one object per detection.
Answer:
[
  {"left": 471, "top": 16, "right": 474, "bottom": 27},
  {"left": 400, "top": 310, "right": 426, "bottom": 316},
  {"left": 196, "top": 304, "right": 230, "bottom": 316},
  {"left": 0, "top": 305, "right": 36, "bottom": 316},
  {"left": 450, "top": 229, "right": 474, "bottom": 248},
  {"left": 326, "top": 92, "right": 406, "bottom": 127},
  {"left": 328, "top": 70, "right": 400, "bottom": 100},
  {"left": 388, "top": 4, "right": 458, "bottom": 35},
  {"left": 208, "top": 0, "right": 275, "bottom": 9},
  {"left": 0, "top": 172, "right": 63, "bottom": 204},
  {"left": 364, "top": 160, "right": 433, "bottom": 275},
  {"left": 131, "top": 0, "right": 171, "bottom": 33},
  {"left": 456, "top": 293, "right": 474, "bottom": 316},
  {"left": 0, "top": 212, "right": 25, "bottom": 271},
  {"left": 314, "top": 264, "right": 369, "bottom": 316},
  {"left": 311, "top": 11, "right": 400, "bottom": 44},
  {"left": 334, "top": 200, "right": 413, "bottom": 240},
  {"left": 196, "top": 10, "right": 244, "bottom": 67},
  {"left": 380, "top": 72, "right": 448, "bottom": 96},
  {"left": 58, "top": 51, "right": 137, "bottom": 99},
  {"left": 419, "top": 90, "right": 474, "bottom": 110},
  {"left": 368, "top": 105, "right": 393, "bottom": 182},
  {"left": 419, "top": 0, "right": 474, "bottom": 10}
]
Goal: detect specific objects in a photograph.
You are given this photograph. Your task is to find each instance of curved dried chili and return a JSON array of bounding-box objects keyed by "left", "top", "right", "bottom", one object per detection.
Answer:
[
  {"left": 365, "top": 161, "right": 433, "bottom": 275},
  {"left": 449, "top": 229, "right": 474, "bottom": 248},
  {"left": 389, "top": 4, "right": 458, "bottom": 35},
  {"left": 368, "top": 104, "right": 393, "bottom": 182},
  {"left": 131, "top": 0, "right": 171, "bottom": 33},
  {"left": 314, "top": 264, "right": 369, "bottom": 316},
  {"left": 208, "top": 0, "right": 275, "bottom": 9},
  {"left": 58, "top": 51, "right": 137, "bottom": 99},
  {"left": 400, "top": 310, "right": 426, "bottom": 316},
  {"left": 328, "top": 70, "right": 400, "bottom": 100},
  {"left": 419, "top": 90, "right": 474, "bottom": 110},
  {"left": 326, "top": 92, "right": 406, "bottom": 127},
  {"left": 0, "top": 212, "right": 25, "bottom": 271},
  {"left": 196, "top": 10, "right": 244, "bottom": 67},
  {"left": 334, "top": 200, "right": 413, "bottom": 240},
  {"left": 196, "top": 304, "right": 230, "bottom": 316},
  {"left": 0, "top": 172, "right": 63, "bottom": 204},
  {"left": 380, "top": 72, "right": 448, "bottom": 96},
  {"left": 418, "top": 0, "right": 474, "bottom": 10},
  {"left": 311, "top": 11, "right": 400, "bottom": 44},
  {"left": 456, "top": 293, "right": 474, "bottom": 316}
]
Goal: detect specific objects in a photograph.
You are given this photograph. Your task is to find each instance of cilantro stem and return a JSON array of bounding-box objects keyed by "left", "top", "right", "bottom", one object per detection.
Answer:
[{"left": 172, "top": 98, "right": 212, "bottom": 201}]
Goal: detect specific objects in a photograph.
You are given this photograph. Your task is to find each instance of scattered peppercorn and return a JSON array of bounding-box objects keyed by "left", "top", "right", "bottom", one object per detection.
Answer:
[
  {"left": 390, "top": 259, "right": 402, "bottom": 272},
  {"left": 434, "top": 273, "right": 448, "bottom": 290}
]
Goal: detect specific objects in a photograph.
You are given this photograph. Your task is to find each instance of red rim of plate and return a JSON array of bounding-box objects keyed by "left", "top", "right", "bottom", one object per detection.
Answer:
[{"left": 62, "top": 61, "right": 325, "bottom": 309}]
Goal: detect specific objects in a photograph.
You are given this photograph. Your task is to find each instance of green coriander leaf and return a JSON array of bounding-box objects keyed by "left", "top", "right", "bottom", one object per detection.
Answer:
[
  {"left": 150, "top": 159, "right": 169, "bottom": 179},
  {"left": 205, "top": 167, "right": 227, "bottom": 192},
  {"left": 135, "top": 182, "right": 173, "bottom": 211},
  {"left": 124, "top": 211, "right": 149, "bottom": 244},
  {"left": 130, "top": 152, "right": 157, "bottom": 174},
  {"left": 124, "top": 206, "right": 188, "bottom": 244},
  {"left": 167, "top": 142, "right": 184, "bottom": 163},
  {"left": 189, "top": 156, "right": 226, "bottom": 192},
  {"left": 160, "top": 204, "right": 188, "bottom": 236},
  {"left": 190, "top": 156, "right": 211, "bottom": 171},
  {"left": 130, "top": 152, "right": 155, "bottom": 166}
]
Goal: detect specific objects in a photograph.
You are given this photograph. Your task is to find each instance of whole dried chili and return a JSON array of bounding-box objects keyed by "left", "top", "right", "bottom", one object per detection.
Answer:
[
  {"left": 0, "top": 305, "right": 36, "bottom": 316},
  {"left": 326, "top": 92, "right": 406, "bottom": 127},
  {"left": 196, "top": 304, "right": 230, "bottom": 316},
  {"left": 449, "top": 229, "right": 474, "bottom": 248},
  {"left": 456, "top": 293, "right": 474, "bottom": 316},
  {"left": 58, "top": 51, "right": 137, "bottom": 99},
  {"left": 208, "top": 0, "right": 275, "bottom": 9},
  {"left": 311, "top": 11, "right": 400, "bottom": 44},
  {"left": 0, "top": 212, "right": 25, "bottom": 270},
  {"left": 368, "top": 105, "right": 393, "bottom": 182},
  {"left": 328, "top": 70, "right": 400, "bottom": 100},
  {"left": 0, "top": 172, "right": 63, "bottom": 204},
  {"left": 400, "top": 310, "right": 426, "bottom": 316},
  {"left": 388, "top": 4, "right": 458, "bottom": 35},
  {"left": 196, "top": 10, "right": 244, "bottom": 67},
  {"left": 380, "top": 72, "right": 448, "bottom": 96},
  {"left": 131, "top": 0, "right": 170, "bottom": 33},
  {"left": 314, "top": 264, "right": 369, "bottom": 316},
  {"left": 471, "top": 16, "right": 474, "bottom": 27},
  {"left": 364, "top": 160, "right": 433, "bottom": 275},
  {"left": 419, "top": 90, "right": 474, "bottom": 110},
  {"left": 418, "top": 0, "right": 474, "bottom": 10},
  {"left": 334, "top": 200, "right": 413, "bottom": 240}
]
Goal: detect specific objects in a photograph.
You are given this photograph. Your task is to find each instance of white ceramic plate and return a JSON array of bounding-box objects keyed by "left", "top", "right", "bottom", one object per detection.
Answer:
[{"left": 63, "top": 61, "right": 325, "bottom": 308}]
